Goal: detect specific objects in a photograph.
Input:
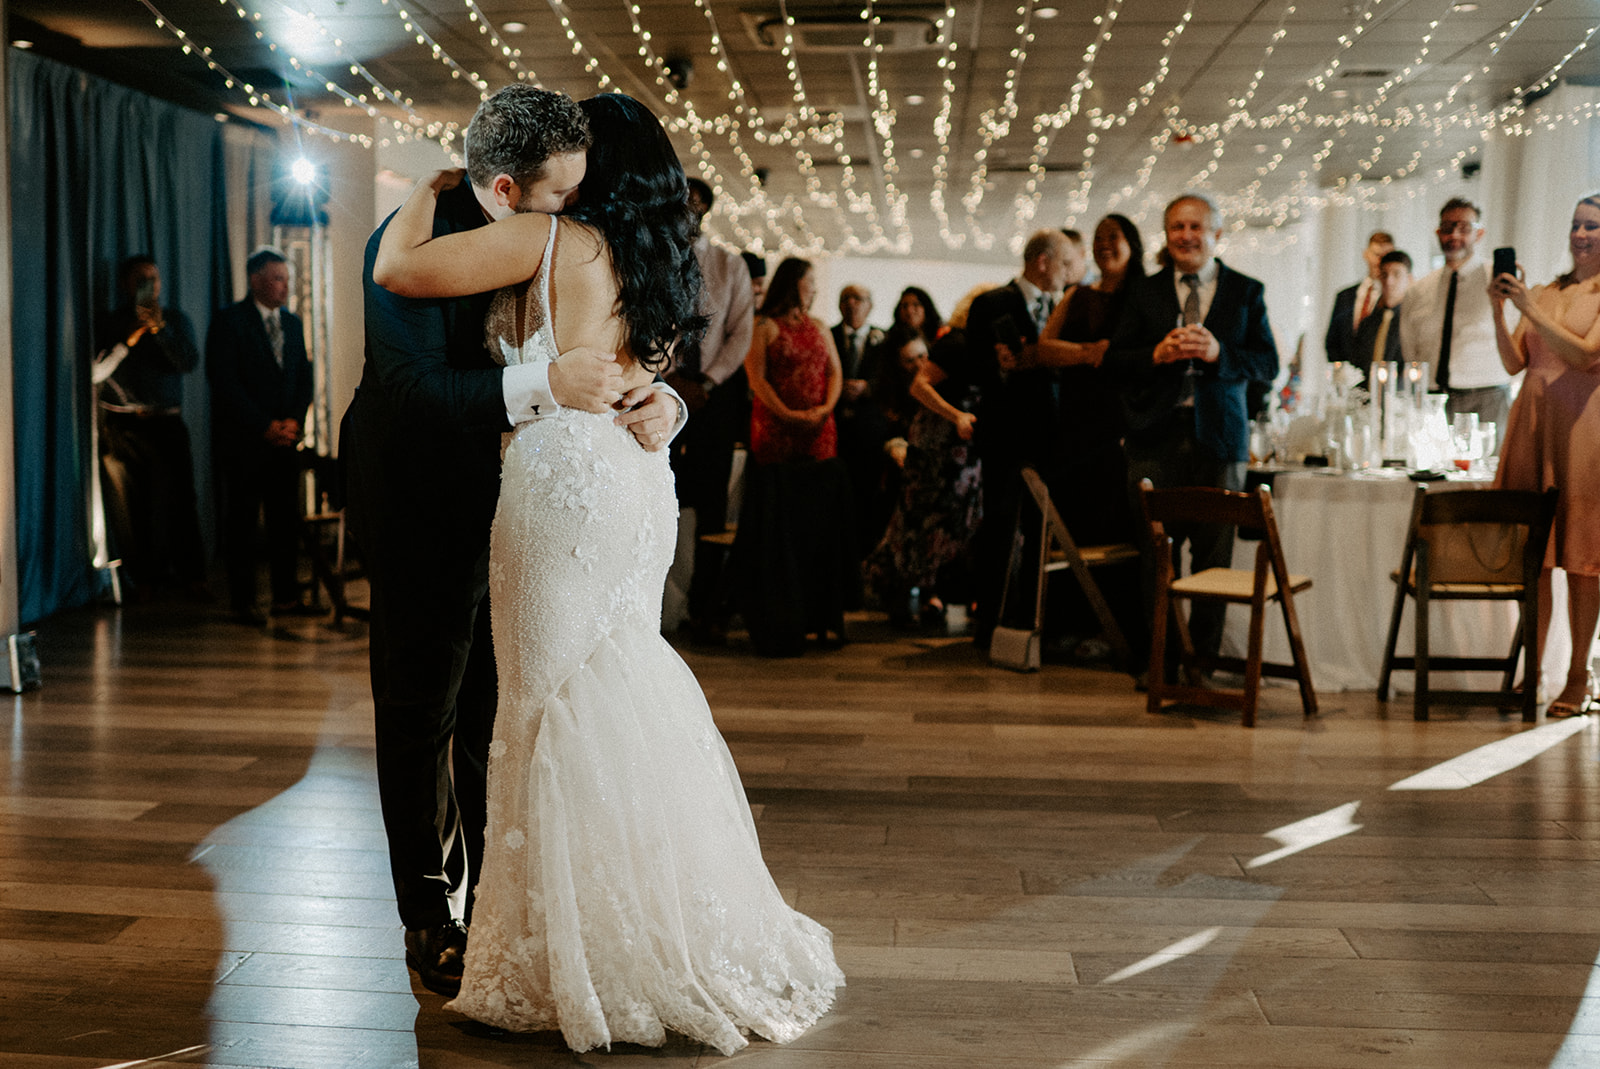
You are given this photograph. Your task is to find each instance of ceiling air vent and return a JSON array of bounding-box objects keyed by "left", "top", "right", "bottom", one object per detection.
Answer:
[{"left": 742, "top": 7, "right": 941, "bottom": 52}]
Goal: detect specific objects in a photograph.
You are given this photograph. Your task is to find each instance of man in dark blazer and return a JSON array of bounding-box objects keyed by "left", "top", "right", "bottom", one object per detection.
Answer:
[
  {"left": 1324, "top": 230, "right": 1394, "bottom": 366},
  {"left": 967, "top": 229, "right": 1075, "bottom": 646},
  {"left": 343, "top": 85, "right": 681, "bottom": 997},
  {"left": 1106, "top": 191, "right": 1279, "bottom": 664},
  {"left": 206, "top": 247, "right": 314, "bottom": 624},
  {"left": 830, "top": 283, "right": 887, "bottom": 561}
]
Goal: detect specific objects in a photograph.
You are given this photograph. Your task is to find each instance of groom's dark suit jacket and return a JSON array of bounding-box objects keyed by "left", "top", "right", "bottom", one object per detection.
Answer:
[
  {"left": 1105, "top": 261, "right": 1278, "bottom": 464},
  {"left": 343, "top": 181, "right": 509, "bottom": 931}
]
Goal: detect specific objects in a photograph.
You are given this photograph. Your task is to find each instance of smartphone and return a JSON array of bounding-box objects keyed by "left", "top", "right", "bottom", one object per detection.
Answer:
[{"left": 1492, "top": 246, "right": 1516, "bottom": 279}]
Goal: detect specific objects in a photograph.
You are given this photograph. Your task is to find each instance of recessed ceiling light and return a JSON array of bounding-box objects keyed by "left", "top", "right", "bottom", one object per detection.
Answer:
[
  {"left": 12, "top": 39, "right": 33, "bottom": 49},
  {"left": 1331, "top": 89, "right": 1351, "bottom": 99},
  {"left": 909, "top": 148, "right": 925, "bottom": 158},
  {"left": 905, "top": 94, "right": 925, "bottom": 105},
  {"left": 500, "top": 21, "right": 527, "bottom": 33},
  {"left": 1254, "top": 144, "right": 1268, "bottom": 153},
  {"left": 1036, "top": 6, "right": 1060, "bottom": 18},
  {"left": 1450, "top": 2, "right": 1478, "bottom": 10}
]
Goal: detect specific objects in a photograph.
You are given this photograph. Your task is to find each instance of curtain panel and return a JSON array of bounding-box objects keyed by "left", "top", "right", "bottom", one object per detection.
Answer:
[{"left": 9, "top": 51, "right": 275, "bottom": 623}]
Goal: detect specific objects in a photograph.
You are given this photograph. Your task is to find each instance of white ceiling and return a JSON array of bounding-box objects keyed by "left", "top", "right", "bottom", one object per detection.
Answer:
[{"left": 13, "top": 0, "right": 1600, "bottom": 261}]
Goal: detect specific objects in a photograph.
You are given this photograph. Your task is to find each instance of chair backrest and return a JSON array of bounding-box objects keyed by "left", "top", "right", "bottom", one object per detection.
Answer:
[
  {"left": 1408, "top": 486, "right": 1557, "bottom": 587},
  {"left": 1140, "top": 482, "right": 1270, "bottom": 532}
]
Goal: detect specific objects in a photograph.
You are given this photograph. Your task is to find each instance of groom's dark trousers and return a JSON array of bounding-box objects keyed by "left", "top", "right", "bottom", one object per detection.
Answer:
[{"left": 345, "top": 183, "right": 512, "bottom": 932}]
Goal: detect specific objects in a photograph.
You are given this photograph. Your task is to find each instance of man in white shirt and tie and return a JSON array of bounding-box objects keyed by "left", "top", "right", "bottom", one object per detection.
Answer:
[{"left": 1399, "top": 197, "right": 1513, "bottom": 428}]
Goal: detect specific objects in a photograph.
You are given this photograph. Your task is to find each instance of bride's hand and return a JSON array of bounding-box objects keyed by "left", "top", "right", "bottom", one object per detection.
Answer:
[
  {"left": 548, "top": 347, "right": 624, "bottom": 413},
  {"left": 423, "top": 168, "right": 466, "bottom": 195},
  {"left": 614, "top": 387, "right": 678, "bottom": 452}
]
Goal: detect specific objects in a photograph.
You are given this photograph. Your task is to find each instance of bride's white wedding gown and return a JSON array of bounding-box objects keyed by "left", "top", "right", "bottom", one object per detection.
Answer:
[{"left": 445, "top": 221, "right": 843, "bottom": 1055}]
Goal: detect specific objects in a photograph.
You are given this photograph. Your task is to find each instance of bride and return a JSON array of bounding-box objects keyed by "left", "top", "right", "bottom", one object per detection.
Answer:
[{"left": 373, "top": 93, "right": 843, "bottom": 1055}]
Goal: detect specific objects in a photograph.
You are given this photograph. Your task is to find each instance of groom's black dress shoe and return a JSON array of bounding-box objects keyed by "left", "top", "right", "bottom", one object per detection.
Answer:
[{"left": 405, "top": 920, "right": 468, "bottom": 997}]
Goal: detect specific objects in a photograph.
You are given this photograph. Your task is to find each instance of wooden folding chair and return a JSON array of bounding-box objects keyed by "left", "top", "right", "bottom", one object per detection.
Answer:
[
  {"left": 1139, "top": 480, "right": 1316, "bottom": 727},
  {"left": 995, "top": 467, "right": 1140, "bottom": 670},
  {"left": 1376, "top": 485, "right": 1557, "bottom": 723}
]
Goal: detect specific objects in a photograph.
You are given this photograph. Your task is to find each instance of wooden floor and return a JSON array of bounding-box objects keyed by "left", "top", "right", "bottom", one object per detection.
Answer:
[{"left": 4, "top": 594, "right": 1599, "bottom": 1069}]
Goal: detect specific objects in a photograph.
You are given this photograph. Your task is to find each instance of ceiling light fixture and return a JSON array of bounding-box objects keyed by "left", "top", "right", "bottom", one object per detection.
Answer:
[
  {"left": 500, "top": 21, "right": 527, "bottom": 33},
  {"left": 1450, "top": 2, "right": 1477, "bottom": 10},
  {"left": 1036, "top": 6, "right": 1060, "bottom": 17},
  {"left": 905, "top": 93, "right": 924, "bottom": 105},
  {"left": 12, "top": 39, "right": 33, "bottom": 49}
]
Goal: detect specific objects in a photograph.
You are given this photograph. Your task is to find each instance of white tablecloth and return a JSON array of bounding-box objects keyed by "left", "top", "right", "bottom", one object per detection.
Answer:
[{"left": 1221, "top": 470, "right": 1568, "bottom": 694}]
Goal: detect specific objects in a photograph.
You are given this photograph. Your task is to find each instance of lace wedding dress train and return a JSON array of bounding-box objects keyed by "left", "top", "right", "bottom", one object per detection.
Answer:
[{"left": 445, "top": 222, "right": 843, "bottom": 1055}]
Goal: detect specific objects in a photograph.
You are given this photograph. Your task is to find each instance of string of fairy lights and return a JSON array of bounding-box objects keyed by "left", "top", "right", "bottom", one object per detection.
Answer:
[{"left": 131, "top": 0, "right": 1600, "bottom": 258}]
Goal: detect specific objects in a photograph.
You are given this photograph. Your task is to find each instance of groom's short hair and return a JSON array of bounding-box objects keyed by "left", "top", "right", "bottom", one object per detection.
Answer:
[{"left": 465, "top": 86, "right": 591, "bottom": 192}]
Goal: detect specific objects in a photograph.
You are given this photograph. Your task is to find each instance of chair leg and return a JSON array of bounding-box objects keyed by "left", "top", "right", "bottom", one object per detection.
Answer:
[
  {"left": 1377, "top": 579, "right": 1407, "bottom": 702},
  {"left": 1172, "top": 601, "right": 1202, "bottom": 687},
  {"left": 1502, "top": 624, "right": 1524, "bottom": 697},
  {"left": 1148, "top": 569, "right": 1170, "bottom": 716},
  {"left": 1414, "top": 584, "right": 1430, "bottom": 722},
  {"left": 1279, "top": 591, "right": 1318, "bottom": 719},
  {"left": 1522, "top": 593, "right": 1539, "bottom": 724},
  {"left": 1243, "top": 600, "right": 1265, "bottom": 729}
]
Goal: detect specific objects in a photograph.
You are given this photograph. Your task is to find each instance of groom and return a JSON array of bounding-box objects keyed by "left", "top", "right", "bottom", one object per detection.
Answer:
[{"left": 346, "top": 85, "right": 683, "bottom": 997}]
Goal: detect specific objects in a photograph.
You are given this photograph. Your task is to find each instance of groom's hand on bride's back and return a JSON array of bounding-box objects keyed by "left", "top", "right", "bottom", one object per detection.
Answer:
[{"left": 548, "top": 347, "right": 624, "bottom": 413}]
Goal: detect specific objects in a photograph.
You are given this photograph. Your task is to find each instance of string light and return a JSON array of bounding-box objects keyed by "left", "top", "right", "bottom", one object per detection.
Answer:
[
  {"left": 462, "top": 0, "right": 537, "bottom": 83},
  {"left": 137, "top": 0, "right": 375, "bottom": 148},
  {"left": 929, "top": 5, "right": 963, "bottom": 248},
  {"left": 377, "top": 0, "right": 489, "bottom": 97},
  {"left": 125, "top": 0, "right": 1600, "bottom": 252}
]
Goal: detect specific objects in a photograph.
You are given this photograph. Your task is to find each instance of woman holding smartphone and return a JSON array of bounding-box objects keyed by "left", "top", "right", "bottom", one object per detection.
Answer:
[{"left": 1490, "top": 192, "right": 1600, "bottom": 717}]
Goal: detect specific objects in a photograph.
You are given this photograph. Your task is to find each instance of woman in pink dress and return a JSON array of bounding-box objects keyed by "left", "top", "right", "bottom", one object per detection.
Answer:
[
  {"left": 1490, "top": 192, "right": 1600, "bottom": 717},
  {"left": 736, "top": 258, "right": 852, "bottom": 653}
]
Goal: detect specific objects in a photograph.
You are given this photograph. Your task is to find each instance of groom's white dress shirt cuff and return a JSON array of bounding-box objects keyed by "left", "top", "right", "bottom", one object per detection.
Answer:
[
  {"left": 502, "top": 363, "right": 689, "bottom": 443},
  {"left": 503, "top": 362, "right": 561, "bottom": 425}
]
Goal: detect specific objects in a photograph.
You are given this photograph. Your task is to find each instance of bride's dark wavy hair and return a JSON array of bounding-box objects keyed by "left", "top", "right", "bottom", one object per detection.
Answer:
[{"left": 564, "top": 93, "right": 706, "bottom": 373}]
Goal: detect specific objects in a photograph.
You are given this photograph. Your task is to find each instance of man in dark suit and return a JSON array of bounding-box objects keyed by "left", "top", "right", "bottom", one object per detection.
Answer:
[
  {"left": 343, "top": 85, "right": 681, "bottom": 997},
  {"left": 206, "top": 247, "right": 314, "bottom": 624},
  {"left": 1324, "top": 230, "right": 1394, "bottom": 367},
  {"left": 831, "top": 284, "right": 886, "bottom": 561},
  {"left": 967, "top": 229, "right": 1075, "bottom": 645},
  {"left": 1350, "top": 249, "right": 1412, "bottom": 373},
  {"left": 1106, "top": 191, "right": 1279, "bottom": 664}
]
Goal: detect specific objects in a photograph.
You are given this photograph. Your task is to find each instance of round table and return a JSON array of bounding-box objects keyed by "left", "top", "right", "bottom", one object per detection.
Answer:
[{"left": 1220, "top": 468, "right": 1569, "bottom": 694}]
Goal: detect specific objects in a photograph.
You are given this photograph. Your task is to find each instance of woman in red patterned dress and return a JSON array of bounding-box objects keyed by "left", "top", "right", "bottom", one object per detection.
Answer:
[{"left": 735, "top": 258, "right": 852, "bottom": 653}]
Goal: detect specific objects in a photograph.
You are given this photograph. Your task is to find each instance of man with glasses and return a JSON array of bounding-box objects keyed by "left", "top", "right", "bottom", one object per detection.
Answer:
[{"left": 1399, "top": 197, "right": 1513, "bottom": 428}]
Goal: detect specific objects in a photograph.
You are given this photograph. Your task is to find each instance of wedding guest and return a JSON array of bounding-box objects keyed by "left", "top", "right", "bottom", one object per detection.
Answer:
[
  {"left": 1059, "top": 227, "right": 1088, "bottom": 290},
  {"left": 91, "top": 255, "right": 208, "bottom": 602},
  {"left": 1400, "top": 197, "right": 1513, "bottom": 427},
  {"left": 1350, "top": 249, "right": 1411, "bottom": 373},
  {"left": 832, "top": 283, "right": 887, "bottom": 562},
  {"left": 1033, "top": 213, "right": 1147, "bottom": 656},
  {"left": 865, "top": 288, "right": 992, "bottom": 628},
  {"left": 742, "top": 250, "right": 767, "bottom": 304},
  {"left": 967, "top": 229, "right": 1076, "bottom": 647},
  {"left": 1105, "top": 192, "right": 1278, "bottom": 669},
  {"left": 1489, "top": 192, "right": 1600, "bottom": 718},
  {"left": 667, "top": 178, "right": 756, "bottom": 644},
  {"left": 734, "top": 257, "right": 852, "bottom": 654},
  {"left": 206, "top": 247, "right": 314, "bottom": 625},
  {"left": 1326, "top": 230, "right": 1395, "bottom": 367}
]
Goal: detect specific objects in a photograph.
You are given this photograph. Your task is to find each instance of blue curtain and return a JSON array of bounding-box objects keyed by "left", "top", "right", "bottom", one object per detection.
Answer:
[{"left": 9, "top": 51, "right": 250, "bottom": 623}]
